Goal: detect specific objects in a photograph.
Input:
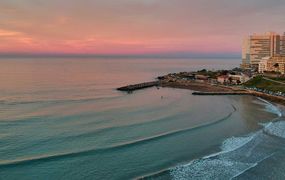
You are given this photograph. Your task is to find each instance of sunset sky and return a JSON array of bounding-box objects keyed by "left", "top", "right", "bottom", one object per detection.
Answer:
[{"left": 0, "top": 0, "right": 285, "bottom": 56}]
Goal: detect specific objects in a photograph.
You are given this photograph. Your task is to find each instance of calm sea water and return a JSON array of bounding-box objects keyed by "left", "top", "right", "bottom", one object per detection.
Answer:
[{"left": 0, "top": 58, "right": 284, "bottom": 180}]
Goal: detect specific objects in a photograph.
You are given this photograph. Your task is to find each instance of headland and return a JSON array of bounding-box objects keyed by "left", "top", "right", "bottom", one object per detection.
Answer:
[{"left": 117, "top": 68, "right": 285, "bottom": 106}]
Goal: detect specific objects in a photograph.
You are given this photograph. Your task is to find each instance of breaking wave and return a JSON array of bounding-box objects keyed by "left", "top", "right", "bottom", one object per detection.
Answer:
[
  {"left": 145, "top": 98, "right": 285, "bottom": 180},
  {"left": 220, "top": 135, "right": 256, "bottom": 153},
  {"left": 257, "top": 98, "right": 282, "bottom": 117},
  {"left": 263, "top": 121, "right": 285, "bottom": 139}
]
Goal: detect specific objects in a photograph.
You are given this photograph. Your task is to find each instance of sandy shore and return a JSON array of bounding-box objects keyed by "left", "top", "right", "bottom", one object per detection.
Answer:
[
  {"left": 161, "top": 80, "right": 285, "bottom": 106},
  {"left": 160, "top": 81, "right": 245, "bottom": 92},
  {"left": 246, "top": 90, "right": 285, "bottom": 106}
]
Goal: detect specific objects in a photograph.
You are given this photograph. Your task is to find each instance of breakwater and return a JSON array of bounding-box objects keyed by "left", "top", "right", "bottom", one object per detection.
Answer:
[
  {"left": 117, "top": 81, "right": 160, "bottom": 92},
  {"left": 192, "top": 91, "right": 285, "bottom": 106}
]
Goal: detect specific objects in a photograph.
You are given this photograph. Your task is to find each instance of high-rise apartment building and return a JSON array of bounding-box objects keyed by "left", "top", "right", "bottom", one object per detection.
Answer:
[
  {"left": 241, "top": 32, "right": 285, "bottom": 69},
  {"left": 281, "top": 33, "right": 285, "bottom": 56},
  {"left": 241, "top": 38, "right": 251, "bottom": 69}
]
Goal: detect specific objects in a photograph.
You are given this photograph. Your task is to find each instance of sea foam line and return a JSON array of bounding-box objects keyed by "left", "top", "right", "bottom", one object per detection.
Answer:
[
  {"left": 170, "top": 131, "right": 276, "bottom": 180},
  {"left": 230, "top": 151, "right": 277, "bottom": 179},
  {"left": 168, "top": 99, "right": 282, "bottom": 180},
  {"left": 199, "top": 133, "right": 257, "bottom": 160},
  {"left": 257, "top": 97, "right": 282, "bottom": 117}
]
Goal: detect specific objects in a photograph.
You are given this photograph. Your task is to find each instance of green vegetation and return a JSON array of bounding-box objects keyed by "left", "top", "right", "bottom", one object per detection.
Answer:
[
  {"left": 270, "top": 77, "right": 285, "bottom": 82},
  {"left": 244, "top": 76, "right": 285, "bottom": 93},
  {"left": 196, "top": 69, "right": 219, "bottom": 78}
]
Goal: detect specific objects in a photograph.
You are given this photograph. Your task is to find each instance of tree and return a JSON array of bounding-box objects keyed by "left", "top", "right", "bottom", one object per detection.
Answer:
[
  {"left": 221, "top": 70, "right": 229, "bottom": 75},
  {"left": 198, "top": 69, "right": 207, "bottom": 73},
  {"left": 229, "top": 77, "right": 233, "bottom": 84},
  {"left": 274, "top": 63, "right": 279, "bottom": 72},
  {"left": 274, "top": 63, "right": 279, "bottom": 68}
]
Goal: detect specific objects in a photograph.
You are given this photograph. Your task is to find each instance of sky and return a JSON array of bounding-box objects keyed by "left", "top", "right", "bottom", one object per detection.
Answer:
[{"left": 0, "top": 0, "right": 285, "bottom": 56}]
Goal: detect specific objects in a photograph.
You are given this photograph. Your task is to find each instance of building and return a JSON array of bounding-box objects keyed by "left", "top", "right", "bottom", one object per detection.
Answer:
[
  {"left": 267, "top": 55, "right": 285, "bottom": 74},
  {"left": 241, "top": 38, "right": 251, "bottom": 69},
  {"left": 217, "top": 75, "right": 229, "bottom": 84},
  {"left": 217, "top": 74, "right": 250, "bottom": 84},
  {"left": 258, "top": 55, "right": 285, "bottom": 74},
  {"left": 258, "top": 57, "right": 270, "bottom": 73},
  {"left": 229, "top": 74, "right": 250, "bottom": 84},
  {"left": 281, "top": 32, "right": 285, "bottom": 56},
  {"left": 195, "top": 74, "right": 209, "bottom": 81},
  {"left": 195, "top": 74, "right": 209, "bottom": 83},
  {"left": 241, "top": 32, "right": 285, "bottom": 69}
]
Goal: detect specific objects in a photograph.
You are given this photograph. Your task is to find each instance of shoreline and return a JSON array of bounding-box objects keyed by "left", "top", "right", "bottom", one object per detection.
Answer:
[
  {"left": 161, "top": 81, "right": 285, "bottom": 106},
  {"left": 117, "top": 80, "right": 285, "bottom": 106},
  {"left": 138, "top": 90, "right": 284, "bottom": 180},
  {"left": 138, "top": 95, "right": 284, "bottom": 180}
]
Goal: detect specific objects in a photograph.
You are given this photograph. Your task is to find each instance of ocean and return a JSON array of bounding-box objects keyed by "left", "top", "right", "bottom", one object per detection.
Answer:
[{"left": 0, "top": 57, "right": 284, "bottom": 180}]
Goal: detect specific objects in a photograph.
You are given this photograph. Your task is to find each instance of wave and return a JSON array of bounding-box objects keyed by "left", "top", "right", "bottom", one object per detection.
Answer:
[
  {"left": 169, "top": 147, "right": 279, "bottom": 180},
  {"left": 68, "top": 105, "right": 234, "bottom": 140},
  {"left": 170, "top": 159, "right": 257, "bottom": 180},
  {"left": 257, "top": 97, "right": 285, "bottom": 138},
  {"left": 0, "top": 106, "right": 236, "bottom": 169},
  {"left": 143, "top": 100, "right": 285, "bottom": 180},
  {"left": 168, "top": 128, "right": 284, "bottom": 180},
  {"left": 0, "top": 94, "right": 121, "bottom": 106},
  {"left": 257, "top": 97, "right": 282, "bottom": 117},
  {"left": 220, "top": 135, "right": 256, "bottom": 153},
  {"left": 263, "top": 121, "right": 285, "bottom": 139},
  {"left": 1, "top": 101, "right": 236, "bottom": 143},
  {"left": 200, "top": 134, "right": 256, "bottom": 160},
  {"left": 166, "top": 131, "right": 259, "bottom": 179},
  {"left": 230, "top": 152, "right": 278, "bottom": 179}
]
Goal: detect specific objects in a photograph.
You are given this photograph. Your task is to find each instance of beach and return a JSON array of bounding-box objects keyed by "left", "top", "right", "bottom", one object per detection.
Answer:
[
  {"left": 160, "top": 80, "right": 285, "bottom": 106},
  {"left": 117, "top": 77, "right": 285, "bottom": 106},
  {"left": 0, "top": 57, "right": 284, "bottom": 180},
  {"left": 116, "top": 69, "right": 285, "bottom": 179}
]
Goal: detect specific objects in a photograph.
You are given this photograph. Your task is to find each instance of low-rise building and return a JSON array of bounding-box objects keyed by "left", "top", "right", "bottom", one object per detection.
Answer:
[
  {"left": 217, "top": 75, "right": 229, "bottom": 84},
  {"left": 229, "top": 74, "right": 250, "bottom": 84},
  {"left": 217, "top": 74, "right": 250, "bottom": 84},
  {"left": 195, "top": 75, "right": 209, "bottom": 81},
  {"left": 267, "top": 55, "right": 285, "bottom": 74},
  {"left": 258, "top": 55, "right": 285, "bottom": 74}
]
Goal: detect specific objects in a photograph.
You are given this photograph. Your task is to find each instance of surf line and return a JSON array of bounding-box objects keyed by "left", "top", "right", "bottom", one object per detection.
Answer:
[{"left": 257, "top": 97, "right": 282, "bottom": 117}]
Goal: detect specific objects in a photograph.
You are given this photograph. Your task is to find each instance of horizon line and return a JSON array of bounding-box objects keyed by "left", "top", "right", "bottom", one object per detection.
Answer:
[{"left": 0, "top": 52, "right": 241, "bottom": 59}]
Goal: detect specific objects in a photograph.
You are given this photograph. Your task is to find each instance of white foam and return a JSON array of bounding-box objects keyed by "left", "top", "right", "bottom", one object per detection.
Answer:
[
  {"left": 264, "top": 121, "right": 285, "bottom": 138},
  {"left": 230, "top": 152, "right": 276, "bottom": 179},
  {"left": 202, "top": 134, "right": 256, "bottom": 160},
  {"left": 168, "top": 98, "right": 283, "bottom": 180},
  {"left": 221, "top": 135, "right": 255, "bottom": 152},
  {"left": 169, "top": 124, "right": 285, "bottom": 180},
  {"left": 257, "top": 97, "right": 282, "bottom": 117},
  {"left": 170, "top": 158, "right": 255, "bottom": 180},
  {"left": 259, "top": 122, "right": 273, "bottom": 128},
  {"left": 169, "top": 106, "right": 285, "bottom": 180},
  {"left": 169, "top": 130, "right": 278, "bottom": 180}
]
